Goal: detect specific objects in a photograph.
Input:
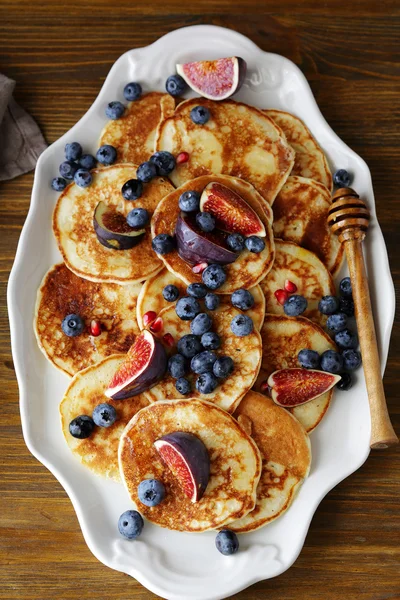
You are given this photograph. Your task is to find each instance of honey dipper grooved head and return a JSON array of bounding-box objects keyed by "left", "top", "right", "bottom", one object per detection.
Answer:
[{"left": 327, "top": 187, "right": 370, "bottom": 242}]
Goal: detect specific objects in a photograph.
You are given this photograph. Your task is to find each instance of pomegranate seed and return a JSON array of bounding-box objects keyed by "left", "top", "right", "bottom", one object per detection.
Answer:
[
  {"left": 284, "top": 279, "right": 297, "bottom": 293},
  {"left": 90, "top": 319, "right": 102, "bottom": 337},
  {"left": 150, "top": 317, "right": 163, "bottom": 333},
  {"left": 143, "top": 311, "right": 157, "bottom": 327},
  {"left": 176, "top": 151, "right": 190, "bottom": 165},
  {"left": 260, "top": 380, "right": 269, "bottom": 393},
  {"left": 163, "top": 332, "right": 175, "bottom": 347},
  {"left": 274, "top": 289, "right": 288, "bottom": 305},
  {"left": 192, "top": 262, "right": 208, "bottom": 274}
]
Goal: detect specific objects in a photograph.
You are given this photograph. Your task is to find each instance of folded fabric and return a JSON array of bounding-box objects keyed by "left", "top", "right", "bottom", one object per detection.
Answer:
[{"left": 0, "top": 74, "right": 47, "bottom": 181}]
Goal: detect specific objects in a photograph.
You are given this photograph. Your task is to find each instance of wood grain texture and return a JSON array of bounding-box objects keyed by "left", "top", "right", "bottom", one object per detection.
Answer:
[{"left": 0, "top": 1, "right": 399, "bottom": 599}]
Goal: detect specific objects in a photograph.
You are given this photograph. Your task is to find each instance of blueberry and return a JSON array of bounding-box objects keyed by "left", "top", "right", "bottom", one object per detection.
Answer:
[
  {"left": 213, "top": 356, "right": 234, "bottom": 379},
  {"left": 187, "top": 283, "right": 208, "bottom": 299},
  {"left": 175, "top": 297, "right": 201, "bottom": 321},
  {"left": 320, "top": 350, "right": 344, "bottom": 374},
  {"left": 136, "top": 161, "right": 157, "bottom": 183},
  {"left": 318, "top": 295, "right": 340, "bottom": 315},
  {"left": 152, "top": 234, "right": 176, "bottom": 255},
  {"left": 335, "top": 328, "right": 358, "bottom": 350},
  {"left": 121, "top": 179, "right": 143, "bottom": 201},
  {"left": 245, "top": 236, "right": 265, "bottom": 253},
  {"left": 69, "top": 415, "right": 94, "bottom": 439},
  {"left": 177, "top": 334, "right": 202, "bottom": 358},
  {"left": 59, "top": 160, "right": 78, "bottom": 180},
  {"left": 123, "top": 82, "right": 142, "bottom": 102},
  {"left": 339, "top": 295, "right": 355, "bottom": 317},
  {"left": 165, "top": 74, "right": 187, "bottom": 97},
  {"left": 333, "top": 169, "right": 351, "bottom": 188},
  {"left": 138, "top": 479, "right": 165, "bottom": 507},
  {"left": 168, "top": 354, "right": 186, "bottom": 378},
  {"left": 201, "top": 331, "right": 221, "bottom": 350},
  {"left": 150, "top": 151, "right": 176, "bottom": 176},
  {"left": 178, "top": 190, "right": 201, "bottom": 212},
  {"left": 339, "top": 276, "right": 352, "bottom": 297},
  {"left": 126, "top": 208, "right": 149, "bottom": 228},
  {"left": 162, "top": 284, "right": 180, "bottom": 302},
  {"left": 202, "top": 264, "right": 226, "bottom": 290},
  {"left": 190, "top": 105, "right": 210, "bottom": 125},
  {"left": 65, "top": 142, "right": 82, "bottom": 161},
  {"left": 337, "top": 372, "right": 353, "bottom": 391},
  {"left": 215, "top": 530, "right": 239, "bottom": 556},
  {"left": 96, "top": 144, "right": 117, "bottom": 165},
  {"left": 196, "top": 211, "right": 215, "bottom": 233},
  {"left": 326, "top": 313, "right": 347, "bottom": 333},
  {"left": 204, "top": 293, "right": 220, "bottom": 311},
  {"left": 175, "top": 377, "right": 191, "bottom": 395},
  {"left": 196, "top": 372, "right": 218, "bottom": 394},
  {"left": 74, "top": 168, "right": 92, "bottom": 188},
  {"left": 62, "top": 313, "right": 84, "bottom": 337},
  {"left": 118, "top": 510, "right": 144, "bottom": 540},
  {"left": 79, "top": 154, "right": 97, "bottom": 170},
  {"left": 226, "top": 233, "right": 245, "bottom": 252},
  {"left": 342, "top": 349, "right": 362, "bottom": 371},
  {"left": 284, "top": 295, "right": 307, "bottom": 317},
  {"left": 298, "top": 349, "right": 320, "bottom": 369},
  {"left": 231, "top": 289, "right": 254, "bottom": 311},
  {"left": 190, "top": 313, "right": 212, "bottom": 336},
  {"left": 92, "top": 403, "right": 117, "bottom": 427},
  {"left": 106, "top": 101, "right": 125, "bottom": 120},
  {"left": 230, "top": 314, "right": 254, "bottom": 337},
  {"left": 191, "top": 351, "right": 217, "bottom": 374},
  {"left": 51, "top": 177, "right": 67, "bottom": 192}
]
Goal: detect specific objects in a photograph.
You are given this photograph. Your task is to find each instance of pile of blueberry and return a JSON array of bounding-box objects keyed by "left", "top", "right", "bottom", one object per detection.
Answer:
[{"left": 69, "top": 402, "right": 117, "bottom": 439}]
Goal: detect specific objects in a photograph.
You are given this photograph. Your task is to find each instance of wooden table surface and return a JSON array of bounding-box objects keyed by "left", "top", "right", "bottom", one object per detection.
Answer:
[{"left": 1, "top": 1, "right": 399, "bottom": 599}]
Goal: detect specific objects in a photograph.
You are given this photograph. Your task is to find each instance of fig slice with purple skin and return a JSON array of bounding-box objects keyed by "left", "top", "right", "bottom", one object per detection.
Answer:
[
  {"left": 105, "top": 330, "right": 167, "bottom": 400},
  {"left": 175, "top": 212, "right": 238, "bottom": 265},
  {"left": 267, "top": 368, "right": 341, "bottom": 408},
  {"left": 200, "top": 182, "right": 266, "bottom": 237},
  {"left": 154, "top": 432, "right": 210, "bottom": 502},
  {"left": 176, "top": 57, "right": 247, "bottom": 101},
  {"left": 93, "top": 201, "right": 145, "bottom": 250}
]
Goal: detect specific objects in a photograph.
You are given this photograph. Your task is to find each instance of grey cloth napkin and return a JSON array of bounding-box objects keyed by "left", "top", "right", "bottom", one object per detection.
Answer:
[{"left": 0, "top": 74, "right": 47, "bottom": 181}]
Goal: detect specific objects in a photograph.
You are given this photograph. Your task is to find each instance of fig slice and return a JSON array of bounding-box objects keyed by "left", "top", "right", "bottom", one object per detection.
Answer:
[
  {"left": 154, "top": 432, "right": 210, "bottom": 502},
  {"left": 93, "top": 201, "right": 145, "bottom": 250},
  {"left": 175, "top": 212, "right": 239, "bottom": 265},
  {"left": 200, "top": 182, "right": 266, "bottom": 237},
  {"left": 105, "top": 330, "right": 167, "bottom": 400},
  {"left": 176, "top": 57, "right": 247, "bottom": 101},
  {"left": 267, "top": 368, "right": 341, "bottom": 408}
]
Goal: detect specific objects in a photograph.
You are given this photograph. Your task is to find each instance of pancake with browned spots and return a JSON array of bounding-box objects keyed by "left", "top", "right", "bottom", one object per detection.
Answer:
[
  {"left": 156, "top": 98, "right": 295, "bottom": 205},
  {"left": 118, "top": 399, "right": 262, "bottom": 532},
  {"left": 151, "top": 175, "right": 275, "bottom": 293},
  {"left": 60, "top": 355, "right": 149, "bottom": 480},
  {"left": 272, "top": 176, "right": 344, "bottom": 275},
  {"left": 34, "top": 263, "right": 141, "bottom": 376},
  {"left": 53, "top": 165, "right": 174, "bottom": 284},
  {"left": 255, "top": 314, "right": 337, "bottom": 432}
]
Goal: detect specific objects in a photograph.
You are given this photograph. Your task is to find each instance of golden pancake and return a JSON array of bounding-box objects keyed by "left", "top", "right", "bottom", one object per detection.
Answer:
[
  {"left": 118, "top": 399, "right": 262, "bottom": 532},
  {"left": 144, "top": 304, "right": 262, "bottom": 413},
  {"left": 230, "top": 391, "right": 311, "bottom": 532},
  {"left": 156, "top": 98, "right": 295, "bottom": 205},
  {"left": 99, "top": 92, "right": 175, "bottom": 164},
  {"left": 264, "top": 110, "right": 332, "bottom": 190},
  {"left": 34, "top": 263, "right": 141, "bottom": 376},
  {"left": 272, "top": 176, "right": 344, "bottom": 275},
  {"left": 60, "top": 355, "right": 149, "bottom": 480},
  {"left": 255, "top": 314, "right": 337, "bottom": 432},
  {"left": 53, "top": 164, "right": 174, "bottom": 284},
  {"left": 259, "top": 239, "right": 335, "bottom": 326},
  {"left": 151, "top": 174, "right": 275, "bottom": 293}
]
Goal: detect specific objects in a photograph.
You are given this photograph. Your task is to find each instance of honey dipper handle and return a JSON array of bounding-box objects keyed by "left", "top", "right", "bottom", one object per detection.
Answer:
[{"left": 344, "top": 238, "right": 398, "bottom": 449}]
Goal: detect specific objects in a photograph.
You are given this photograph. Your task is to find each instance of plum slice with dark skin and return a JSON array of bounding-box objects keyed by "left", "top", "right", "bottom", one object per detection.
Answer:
[
  {"left": 93, "top": 201, "right": 145, "bottom": 250},
  {"left": 176, "top": 57, "right": 247, "bottom": 101},
  {"left": 267, "top": 368, "right": 341, "bottom": 407}
]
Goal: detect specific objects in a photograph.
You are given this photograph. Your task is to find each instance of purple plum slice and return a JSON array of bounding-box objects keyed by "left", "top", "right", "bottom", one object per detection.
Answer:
[
  {"left": 93, "top": 201, "right": 145, "bottom": 250},
  {"left": 176, "top": 57, "right": 247, "bottom": 101}
]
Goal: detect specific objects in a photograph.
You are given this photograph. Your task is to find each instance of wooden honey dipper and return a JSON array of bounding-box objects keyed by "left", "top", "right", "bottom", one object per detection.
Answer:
[{"left": 328, "top": 187, "right": 398, "bottom": 449}]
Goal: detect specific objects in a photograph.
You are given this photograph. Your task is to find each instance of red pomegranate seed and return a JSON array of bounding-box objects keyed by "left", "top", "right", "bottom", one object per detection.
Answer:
[
  {"left": 90, "top": 319, "right": 102, "bottom": 337},
  {"left": 163, "top": 332, "right": 175, "bottom": 347},
  {"left": 260, "top": 380, "right": 270, "bottom": 393},
  {"left": 143, "top": 311, "right": 157, "bottom": 327},
  {"left": 284, "top": 279, "right": 297, "bottom": 293},
  {"left": 192, "top": 262, "right": 208, "bottom": 274},
  {"left": 176, "top": 151, "right": 190, "bottom": 165},
  {"left": 274, "top": 289, "right": 288, "bottom": 305},
  {"left": 150, "top": 317, "right": 163, "bottom": 333}
]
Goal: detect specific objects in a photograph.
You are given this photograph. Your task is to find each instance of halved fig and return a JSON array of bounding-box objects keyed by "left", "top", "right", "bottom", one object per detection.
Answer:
[
  {"left": 175, "top": 212, "right": 238, "bottom": 265},
  {"left": 176, "top": 57, "right": 247, "bottom": 101},
  {"left": 154, "top": 432, "right": 210, "bottom": 502},
  {"left": 200, "top": 182, "right": 266, "bottom": 237},
  {"left": 93, "top": 201, "right": 145, "bottom": 250},
  {"left": 268, "top": 368, "right": 341, "bottom": 408},
  {"left": 105, "top": 330, "right": 167, "bottom": 400}
]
